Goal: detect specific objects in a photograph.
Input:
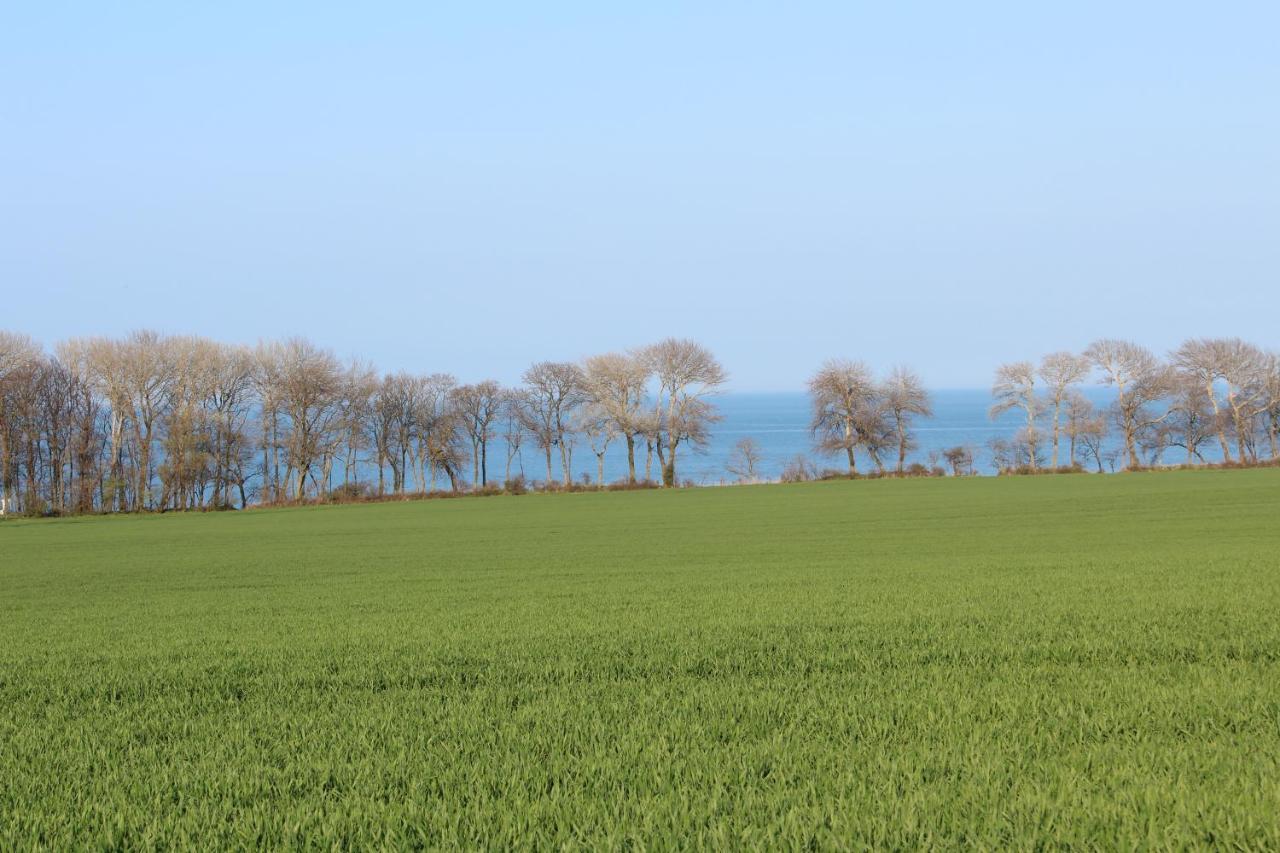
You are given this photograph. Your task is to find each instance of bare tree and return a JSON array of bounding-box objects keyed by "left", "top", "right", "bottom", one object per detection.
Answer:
[
  {"left": 942, "top": 445, "right": 972, "bottom": 477},
  {"left": 522, "top": 362, "right": 586, "bottom": 486},
  {"left": 500, "top": 390, "right": 529, "bottom": 485},
  {"left": 576, "top": 403, "right": 617, "bottom": 488},
  {"left": 275, "top": 338, "right": 344, "bottom": 500},
  {"left": 990, "top": 361, "right": 1041, "bottom": 471},
  {"left": 1167, "top": 371, "right": 1217, "bottom": 464},
  {"left": 1084, "top": 339, "right": 1173, "bottom": 469},
  {"left": 158, "top": 336, "right": 215, "bottom": 511},
  {"left": 1216, "top": 339, "right": 1271, "bottom": 463},
  {"left": 1263, "top": 355, "right": 1280, "bottom": 461},
  {"left": 366, "top": 375, "right": 397, "bottom": 496},
  {"left": 252, "top": 341, "right": 288, "bottom": 503},
  {"left": 51, "top": 341, "right": 105, "bottom": 514},
  {"left": 643, "top": 339, "right": 727, "bottom": 487},
  {"left": 1173, "top": 338, "right": 1235, "bottom": 462},
  {"left": 1062, "top": 391, "right": 1096, "bottom": 467},
  {"left": 0, "top": 332, "right": 42, "bottom": 515},
  {"left": 379, "top": 373, "right": 424, "bottom": 494},
  {"left": 425, "top": 404, "right": 468, "bottom": 491},
  {"left": 1039, "top": 352, "right": 1089, "bottom": 469},
  {"left": 336, "top": 359, "right": 378, "bottom": 493},
  {"left": 110, "top": 330, "right": 177, "bottom": 510},
  {"left": 807, "top": 359, "right": 879, "bottom": 475},
  {"left": 452, "top": 380, "right": 503, "bottom": 488},
  {"left": 726, "top": 437, "right": 763, "bottom": 483},
  {"left": 881, "top": 366, "right": 932, "bottom": 474},
  {"left": 582, "top": 352, "right": 651, "bottom": 484},
  {"left": 636, "top": 407, "right": 661, "bottom": 484},
  {"left": 1076, "top": 415, "right": 1110, "bottom": 473},
  {"left": 415, "top": 374, "right": 458, "bottom": 491}
]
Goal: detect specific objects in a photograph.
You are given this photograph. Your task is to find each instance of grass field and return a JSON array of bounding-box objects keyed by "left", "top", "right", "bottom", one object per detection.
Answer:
[{"left": 3, "top": 470, "right": 1280, "bottom": 848}]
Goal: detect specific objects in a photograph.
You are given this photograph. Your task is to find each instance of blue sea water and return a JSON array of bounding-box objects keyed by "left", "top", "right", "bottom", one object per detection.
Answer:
[{"left": 488, "top": 388, "right": 1158, "bottom": 487}]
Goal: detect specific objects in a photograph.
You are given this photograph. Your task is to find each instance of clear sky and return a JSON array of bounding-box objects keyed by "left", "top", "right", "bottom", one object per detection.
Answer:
[{"left": 3, "top": 2, "right": 1277, "bottom": 390}]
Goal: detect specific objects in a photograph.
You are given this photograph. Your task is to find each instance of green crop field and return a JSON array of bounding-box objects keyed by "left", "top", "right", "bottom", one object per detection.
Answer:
[{"left": 3, "top": 470, "right": 1280, "bottom": 848}]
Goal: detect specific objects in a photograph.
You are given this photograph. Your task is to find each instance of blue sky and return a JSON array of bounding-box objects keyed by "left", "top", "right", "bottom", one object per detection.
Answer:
[{"left": 3, "top": 2, "right": 1277, "bottom": 390}]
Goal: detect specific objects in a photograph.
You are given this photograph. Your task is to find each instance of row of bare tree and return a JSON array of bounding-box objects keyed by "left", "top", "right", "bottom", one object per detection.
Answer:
[
  {"left": 797, "top": 337, "right": 1280, "bottom": 480},
  {"left": 987, "top": 338, "right": 1280, "bottom": 473},
  {"left": 0, "top": 331, "right": 726, "bottom": 516}
]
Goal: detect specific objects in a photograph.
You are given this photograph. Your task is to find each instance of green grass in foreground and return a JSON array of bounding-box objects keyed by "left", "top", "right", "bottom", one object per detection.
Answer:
[{"left": 3, "top": 470, "right": 1280, "bottom": 848}]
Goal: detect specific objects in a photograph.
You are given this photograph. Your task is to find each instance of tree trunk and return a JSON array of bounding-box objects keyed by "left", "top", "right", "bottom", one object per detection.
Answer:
[
  {"left": 625, "top": 434, "right": 636, "bottom": 484},
  {"left": 1207, "top": 384, "right": 1232, "bottom": 463},
  {"left": 1051, "top": 401, "right": 1062, "bottom": 469},
  {"left": 1025, "top": 406, "right": 1038, "bottom": 472},
  {"left": 663, "top": 439, "right": 678, "bottom": 487},
  {"left": 896, "top": 421, "right": 907, "bottom": 474},
  {"left": 1125, "top": 427, "right": 1139, "bottom": 470}
]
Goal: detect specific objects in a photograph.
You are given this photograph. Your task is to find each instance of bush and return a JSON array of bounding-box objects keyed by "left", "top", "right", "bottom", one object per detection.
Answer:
[
  {"left": 780, "top": 455, "right": 818, "bottom": 483},
  {"left": 504, "top": 475, "right": 527, "bottom": 495},
  {"left": 326, "top": 482, "right": 372, "bottom": 503},
  {"left": 605, "top": 479, "right": 658, "bottom": 491},
  {"left": 21, "top": 498, "right": 51, "bottom": 518}
]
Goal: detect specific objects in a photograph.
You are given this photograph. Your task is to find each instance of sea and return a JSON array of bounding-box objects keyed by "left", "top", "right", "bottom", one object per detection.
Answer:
[{"left": 487, "top": 387, "right": 1199, "bottom": 487}]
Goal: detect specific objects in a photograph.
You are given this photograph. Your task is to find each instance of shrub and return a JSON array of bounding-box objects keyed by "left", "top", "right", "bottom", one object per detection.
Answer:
[
  {"left": 326, "top": 482, "right": 371, "bottom": 503},
  {"left": 605, "top": 479, "right": 658, "bottom": 492},
  {"left": 780, "top": 455, "right": 817, "bottom": 483},
  {"left": 21, "top": 498, "right": 51, "bottom": 518}
]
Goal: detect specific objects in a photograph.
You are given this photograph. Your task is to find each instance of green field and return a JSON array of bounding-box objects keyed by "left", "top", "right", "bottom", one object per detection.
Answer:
[{"left": 3, "top": 471, "right": 1280, "bottom": 848}]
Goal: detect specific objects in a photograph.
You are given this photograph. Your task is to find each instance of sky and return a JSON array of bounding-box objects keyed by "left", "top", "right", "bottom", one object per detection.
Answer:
[{"left": 2, "top": 2, "right": 1278, "bottom": 390}]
